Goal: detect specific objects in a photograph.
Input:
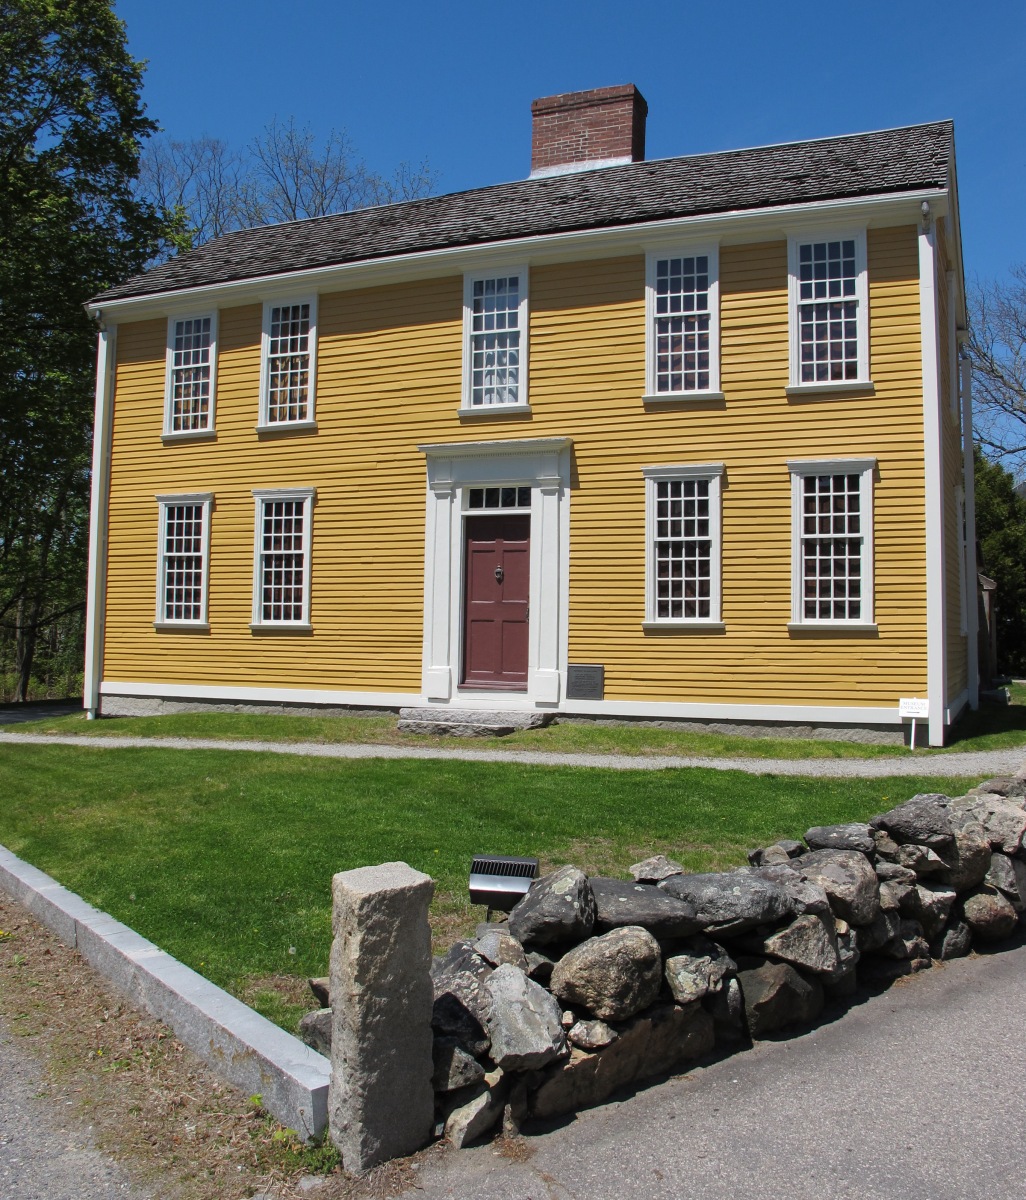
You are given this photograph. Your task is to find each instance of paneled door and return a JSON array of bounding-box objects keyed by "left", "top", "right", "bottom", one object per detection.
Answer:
[{"left": 462, "top": 515, "right": 530, "bottom": 689}]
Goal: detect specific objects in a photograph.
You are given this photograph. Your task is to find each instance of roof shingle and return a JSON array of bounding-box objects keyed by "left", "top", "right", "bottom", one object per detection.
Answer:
[{"left": 94, "top": 121, "right": 952, "bottom": 304}]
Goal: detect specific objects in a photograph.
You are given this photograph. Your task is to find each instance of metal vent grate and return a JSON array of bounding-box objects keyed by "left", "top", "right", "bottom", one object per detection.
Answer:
[{"left": 469, "top": 855, "right": 539, "bottom": 911}]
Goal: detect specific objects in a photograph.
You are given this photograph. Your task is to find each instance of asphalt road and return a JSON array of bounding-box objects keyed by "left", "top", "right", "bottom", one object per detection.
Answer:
[{"left": 413, "top": 939, "right": 1026, "bottom": 1200}]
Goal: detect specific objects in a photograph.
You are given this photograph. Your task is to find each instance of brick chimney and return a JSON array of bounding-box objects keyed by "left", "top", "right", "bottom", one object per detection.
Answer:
[{"left": 530, "top": 85, "right": 648, "bottom": 178}]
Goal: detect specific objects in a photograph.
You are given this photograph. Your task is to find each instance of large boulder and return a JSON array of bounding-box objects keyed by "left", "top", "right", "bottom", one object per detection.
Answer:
[
  {"left": 962, "top": 887, "right": 1019, "bottom": 943},
  {"left": 936, "top": 827, "right": 992, "bottom": 892},
  {"left": 530, "top": 1004, "right": 714, "bottom": 1120},
  {"left": 795, "top": 849, "right": 881, "bottom": 926},
  {"left": 659, "top": 871, "right": 792, "bottom": 935},
  {"left": 856, "top": 908, "right": 902, "bottom": 955},
  {"left": 550, "top": 926, "right": 663, "bottom": 1022},
  {"left": 736, "top": 961, "right": 824, "bottom": 1038},
  {"left": 483, "top": 963, "right": 568, "bottom": 1070},
  {"left": 870, "top": 795, "right": 955, "bottom": 849},
  {"left": 749, "top": 863, "right": 833, "bottom": 918},
  {"left": 762, "top": 913, "right": 840, "bottom": 977},
  {"left": 443, "top": 1070, "right": 508, "bottom": 1149},
  {"left": 896, "top": 844, "right": 948, "bottom": 878},
  {"left": 432, "top": 963, "right": 494, "bottom": 1058},
  {"left": 948, "top": 793, "right": 1026, "bottom": 855},
  {"left": 901, "top": 883, "right": 957, "bottom": 940},
  {"left": 985, "top": 852, "right": 1026, "bottom": 910},
  {"left": 432, "top": 1036, "right": 486, "bottom": 1092},
  {"left": 664, "top": 942, "right": 736, "bottom": 1005},
  {"left": 473, "top": 928, "right": 529, "bottom": 971},
  {"left": 876, "top": 918, "right": 931, "bottom": 963},
  {"left": 508, "top": 866, "right": 596, "bottom": 947},
  {"left": 590, "top": 877, "right": 703, "bottom": 938},
  {"left": 567, "top": 1018, "right": 618, "bottom": 1050},
  {"left": 930, "top": 920, "right": 973, "bottom": 961},
  {"left": 804, "top": 823, "right": 876, "bottom": 854}
]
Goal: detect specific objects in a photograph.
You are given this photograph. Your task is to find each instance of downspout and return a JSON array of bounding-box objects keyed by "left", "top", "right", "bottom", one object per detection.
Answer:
[
  {"left": 83, "top": 322, "right": 116, "bottom": 718},
  {"left": 918, "top": 205, "right": 946, "bottom": 746},
  {"left": 960, "top": 350, "right": 979, "bottom": 708}
]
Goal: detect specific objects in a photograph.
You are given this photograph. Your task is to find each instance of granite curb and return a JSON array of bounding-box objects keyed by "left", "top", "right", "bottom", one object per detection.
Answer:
[
  {"left": 1, "top": 729, "right": 1024, "bottom": 777},
  {"left": 0, "top": 844, "right": 329, "bottom": 1138}
]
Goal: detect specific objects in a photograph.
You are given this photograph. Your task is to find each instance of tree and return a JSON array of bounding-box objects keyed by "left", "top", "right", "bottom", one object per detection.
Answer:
[
  {"left": 968, "top": 265, "right": 1026, "bottom": 477},
  {"left": 0, "top": 0, "right": 171, "bottom": 700},
  {"left": 972, "top": 447, "right": 1026, "bottom": 675},
  {"left": 138, "top": 118, "right": 437, "bottom": 248}
]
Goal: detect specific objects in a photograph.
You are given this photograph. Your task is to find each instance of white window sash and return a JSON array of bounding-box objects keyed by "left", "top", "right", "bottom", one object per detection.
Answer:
[
  {"left": 641, "top": 463, "right": 724, "bottom": 625},
  {"left": 461, "top": 267, "right": 529, "bottom": 411},
  {"left": 787, "top": 458, "right": 876, "bottom": 626},
  {"left": 787, "top": 230, "right": 869, "bottom": 388},
  {"left": 163, "top": 313, "right": 217, "bottom": 436},
  {"left": 154, "top": 493, "right": 212, "bottom": 626},
  {"left": 259, "top": 297, "right": 318, "bottom": 428},
  {"left": 250, "top": 487, "right": 316, "bottom": 627},
  {"left": 644, "top": 244, "right": 721, "bottom": 398}
]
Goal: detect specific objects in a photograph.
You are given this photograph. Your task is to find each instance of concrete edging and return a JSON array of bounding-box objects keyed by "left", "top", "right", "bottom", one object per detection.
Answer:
[{"left": 0, "top": 843, "right": 329, "bottom": 1138}]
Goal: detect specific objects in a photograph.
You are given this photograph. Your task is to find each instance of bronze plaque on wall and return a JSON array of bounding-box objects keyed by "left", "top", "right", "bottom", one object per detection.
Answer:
[{"left": 566, "top": 664, "right": 605, "bottom": 700}]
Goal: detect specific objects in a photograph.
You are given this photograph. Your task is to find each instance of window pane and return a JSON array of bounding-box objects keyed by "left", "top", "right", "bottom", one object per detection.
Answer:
[
  {"left": 654, "top": 478, "right": 712, "bottom": 618},
  {"left": 260, "top": 499, "right": 305, "bottom": 621},
  {"left": 470, "top": 277, "right": 521, "bottom": 406},
  {"left": 800, "top": 474, "right": 862, "bottom": 620},
  {"left": 797, "top": 241, "right": 859, "bottom": 383},
  {"left": 170, "top": 318, "right": 212, "bottom": 432},
  {"left": 266, "top": 304, "right": 310, "bottom": 422},
  {"left": 654, "top": 256, "right": 712, "bottom": 393},
  {"left": 161, "top": 504, "right": 204, "bottom": 621}
]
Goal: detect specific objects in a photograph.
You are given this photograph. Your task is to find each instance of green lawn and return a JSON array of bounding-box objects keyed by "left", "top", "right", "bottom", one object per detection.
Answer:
[
  {"left": 0, "top": 742, "right": 979, "bottom": 1032},
  {"left": 9, "top": 681, "right": 1026, "bottom": 758}
]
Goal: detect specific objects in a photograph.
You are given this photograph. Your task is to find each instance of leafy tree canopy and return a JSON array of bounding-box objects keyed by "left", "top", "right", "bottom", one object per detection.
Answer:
[{"left": 973, "top": 446, "right": 1026, "bottom": 675}]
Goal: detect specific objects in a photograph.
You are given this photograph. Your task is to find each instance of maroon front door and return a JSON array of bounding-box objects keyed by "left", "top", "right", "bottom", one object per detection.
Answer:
[{"left": 462, "top": 515, "right": 530, "bottom": 690}]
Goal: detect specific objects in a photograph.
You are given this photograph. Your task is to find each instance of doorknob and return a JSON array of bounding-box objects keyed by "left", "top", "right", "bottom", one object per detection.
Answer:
[{"left": 494, "top": 565, "right": 504, "bottom": 583}]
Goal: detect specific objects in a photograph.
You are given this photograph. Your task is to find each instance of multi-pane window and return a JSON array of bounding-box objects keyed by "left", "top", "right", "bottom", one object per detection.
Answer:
[
  {"left": 645, "top": 247, "right": 719, "bottom": 398},
  {"left": 155, "top": 495, "right": 211, "bottom": 626},
  {"left": 643, "top": 465, "right": 724, "bottom": 625},
  {"left": 463, "top": 271, "right": 527, "bottom": 408},
  {"left": 467, "top": 486, "right": 531, "bottom": 510},
  {"left": 252, "top": 489, "right": 314, "bottom": 626},
  {"left": 654, "top": 256, "right": 710, "bottom": 392},
  {"left": 789, "top": 460, "right": 875, "bottom": 626},
  {"left": 789, "top": 233, "right": 868, "bottom": 387},
  {"left": 261, "top": 300, "right": 315, "bottom": 425},
  {"left": 165, "top": 315, "right": 215, "bottom": 434}
]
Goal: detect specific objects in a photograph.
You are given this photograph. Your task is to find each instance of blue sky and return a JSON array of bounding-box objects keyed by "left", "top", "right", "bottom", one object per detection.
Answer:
[{"left": 115, "top": 0, "right": 1024, "bottom": 283}]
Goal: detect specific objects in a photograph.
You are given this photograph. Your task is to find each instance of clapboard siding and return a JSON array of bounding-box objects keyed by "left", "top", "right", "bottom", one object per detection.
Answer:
[{"left": 103, "top": 225, "right": 933, "bottom": 709}]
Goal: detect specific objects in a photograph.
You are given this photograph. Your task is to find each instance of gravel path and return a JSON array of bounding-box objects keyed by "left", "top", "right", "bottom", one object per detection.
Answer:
[
  {"left": 1, "top": 730, "right": 1023, "bottom": 777},
  {"left": 0, "top": 1016, "right": 151, "bottom": 1200}
]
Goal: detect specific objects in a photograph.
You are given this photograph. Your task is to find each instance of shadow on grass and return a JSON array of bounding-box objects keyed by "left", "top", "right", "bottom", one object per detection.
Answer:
[{"left": 945, "top": 698, "right": 1026, "bottom": 749}]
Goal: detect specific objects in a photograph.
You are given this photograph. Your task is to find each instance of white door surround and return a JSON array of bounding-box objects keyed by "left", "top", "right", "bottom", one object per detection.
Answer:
[{"left": 417, "top": 437, "right": 572, "bottom": 707}]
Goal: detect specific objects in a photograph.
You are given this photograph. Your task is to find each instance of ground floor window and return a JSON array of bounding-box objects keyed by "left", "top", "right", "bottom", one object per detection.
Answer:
[
  {"left": 251, "top": 487, "right": 315, "bottom": 628},
  {"left": 155, "top": 493, "right": 212, "bottom": 627}
]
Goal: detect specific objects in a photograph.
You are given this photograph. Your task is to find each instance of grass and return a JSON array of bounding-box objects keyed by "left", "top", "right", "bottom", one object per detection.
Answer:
[
  {"left": 8, "top": 680, "right": 1026, "bottom": 758},
  {"left": 0, "top": 741, "right": 979, "bottom": 1032}
]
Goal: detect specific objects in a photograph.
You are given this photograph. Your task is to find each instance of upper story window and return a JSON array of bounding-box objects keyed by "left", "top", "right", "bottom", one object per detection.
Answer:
[
  {"left": 155, "top": 493, "right": 212, "bottom": 628},
  {"left": 260, "top": 298, "right": 317, "bottom": 429},
  {"left": 645, "top": 246, "right": 721, "bottom": 401},
  {"left": 641, "top": 463, "right": 724, "bottom": 628},
  {"left": 462, "top": 269, "right": 528, "bottom": 411},
  {"left": 164, "top": 315, "right": 216, "bottom": 437},
  {"left": 788, "top": 458, "right": 876, "bottom": 629},
  {"left": 251, "top": 487, "right": 315, "bottom": 629},
  {"left": 787, "top": 232, "right": 869, "bottom": 391}
]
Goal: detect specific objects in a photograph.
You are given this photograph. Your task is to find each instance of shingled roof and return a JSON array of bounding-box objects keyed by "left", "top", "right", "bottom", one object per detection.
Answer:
[{"left": 94, "top": 121, "right": 953, "bottom": 305}]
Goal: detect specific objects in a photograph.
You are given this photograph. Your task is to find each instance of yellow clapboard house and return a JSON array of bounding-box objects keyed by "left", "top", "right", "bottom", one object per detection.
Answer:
[{"left": 85, "top": 86, "right": 975, "bottom": 746}]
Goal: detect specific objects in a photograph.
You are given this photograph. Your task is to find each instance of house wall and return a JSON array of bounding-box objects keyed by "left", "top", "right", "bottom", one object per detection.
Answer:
[{"left": 101, "top": 225, "right": 930, "bottom": 714}]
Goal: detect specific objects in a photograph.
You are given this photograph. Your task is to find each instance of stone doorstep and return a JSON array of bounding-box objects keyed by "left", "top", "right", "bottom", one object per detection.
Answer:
[
  {"left": 397, "top": 707, "right": 553, "bottom": 737},
  {"left": 0, "top": 844, "right": 330, "bottom": 1139}
]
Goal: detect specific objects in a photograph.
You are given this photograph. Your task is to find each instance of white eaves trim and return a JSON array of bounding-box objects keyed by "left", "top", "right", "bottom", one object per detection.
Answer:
[{"left": 87, "top": 188, "right": 949, "bottom": 325}]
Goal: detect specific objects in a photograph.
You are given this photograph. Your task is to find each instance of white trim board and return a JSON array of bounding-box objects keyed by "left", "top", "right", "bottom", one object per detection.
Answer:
[
  {"left": 0, "top": 843, "right": 329, "bottom": 1138},
  {"left": 84, "top": 328, "right": 116, "bottom": 716}
]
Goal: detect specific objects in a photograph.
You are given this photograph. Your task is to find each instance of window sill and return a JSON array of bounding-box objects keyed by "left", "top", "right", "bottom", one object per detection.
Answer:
[
  {"left": 250, "top": 622, "right": 313, "bottom": 635},
  {"left": 788, "top": 622, "right": 878, "bottom": 634},
  {"left": 255, "top": 420, "right": 318, "bottom": 436},
  {"left": 458, "top": 404, "right": 532, "bottom": 420},
  {"left": 153, "top": 621, "right": 210, "bottom": 633},
  {"left": 785, "top": 381, "right": 875, "bottom": 399},
  {"left": 161, "top": 429, "right": 216, "bottom": 443},
  {"left": 642, "top": 391, "right": 726, "bottom": 406},
  {"left": 642, "top": 620, "right": 726, "bottom": 633}
]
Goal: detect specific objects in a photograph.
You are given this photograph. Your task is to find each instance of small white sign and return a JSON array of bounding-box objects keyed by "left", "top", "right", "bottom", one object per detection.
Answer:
[{"left": 899, "top": 697, "right": 929, "bottom": 718}]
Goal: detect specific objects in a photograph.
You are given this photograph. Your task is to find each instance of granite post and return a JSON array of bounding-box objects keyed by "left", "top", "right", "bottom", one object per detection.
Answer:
[{"left": 327, "top": 862, "right": 435, "bottom": 1171}]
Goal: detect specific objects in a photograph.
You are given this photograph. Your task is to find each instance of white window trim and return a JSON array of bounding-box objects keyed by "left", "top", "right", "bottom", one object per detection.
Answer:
[
  {"left": 250, "top": 487, "right": 316, "bottom": 630},
  {"left": 643, "top": 244, "right": 722, "bottom": 402},
  {"left": 154, "top": 492, "right": 213, "bottom": 629},
  {"left": 787, "top": 457, "right": 876, "bottom": 630},
  {"left": 163, "top": 313, "right": 218, "bottom": 439},
  {"left": 258, "top": 297, "right": 318, "bottom": 431},
  {"left": 786, "top": 230, "right": 870, "bottom": 394},
  {"left": 460, "top": 267, "right": 530, "bottom": 414},
  {"left": 956, "top": 485, "right": 968, "bottom": 636},
  {"left": 641, "top": 463, "right": 725, "bottom": 628}
]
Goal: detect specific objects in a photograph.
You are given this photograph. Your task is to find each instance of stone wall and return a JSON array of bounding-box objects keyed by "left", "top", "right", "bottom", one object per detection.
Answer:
[{"left": 311, "top": 772, "right": 1026, "bottom": 1161}]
